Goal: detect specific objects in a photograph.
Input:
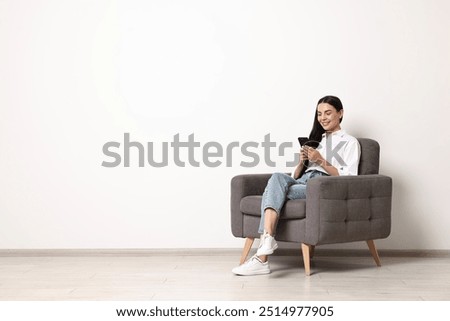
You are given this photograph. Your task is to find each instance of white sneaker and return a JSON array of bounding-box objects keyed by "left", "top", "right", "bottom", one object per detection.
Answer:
[
  {"left": 256, "top": 231, "right": 278, "bottom": 256},
  {"left": 232, "top": 255, "right": 270, "bottom": 276}
]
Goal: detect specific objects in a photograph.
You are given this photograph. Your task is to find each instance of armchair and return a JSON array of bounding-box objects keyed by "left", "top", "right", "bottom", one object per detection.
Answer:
[{"left": 230, "top": 138, "right": 392, "bottom": 275}]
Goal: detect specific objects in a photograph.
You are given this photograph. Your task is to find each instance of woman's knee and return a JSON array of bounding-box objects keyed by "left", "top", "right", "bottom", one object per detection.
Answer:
[
  {"left": 265, "top": 172, "right": 292, "bottom": 194},
  {"left": 270, "top": 172, "right": 289, "bottom": 181}
]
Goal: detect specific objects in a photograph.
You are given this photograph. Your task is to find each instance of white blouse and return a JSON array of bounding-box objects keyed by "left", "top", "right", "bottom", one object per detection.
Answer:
[{"left": 304, "top": 129, "right": 361, "bottom": 176}]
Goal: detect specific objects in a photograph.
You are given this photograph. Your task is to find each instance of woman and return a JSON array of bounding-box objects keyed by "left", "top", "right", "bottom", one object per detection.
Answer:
[{"left": 232, "top": 95, "right": 361, "bottom": 276}]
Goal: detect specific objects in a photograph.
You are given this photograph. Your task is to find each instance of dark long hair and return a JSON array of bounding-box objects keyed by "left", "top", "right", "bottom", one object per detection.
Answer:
[
  {"left": 298, "top": 95, "right": 344, "bottom": 177},
  {"left": 308, "top": 95, "right": 343, "bottom": 142}
]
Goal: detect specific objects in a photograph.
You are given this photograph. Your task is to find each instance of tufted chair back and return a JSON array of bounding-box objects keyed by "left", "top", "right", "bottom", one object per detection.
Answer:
[{"left": 357, "top": 138, "right": 380, "bottom": 175}]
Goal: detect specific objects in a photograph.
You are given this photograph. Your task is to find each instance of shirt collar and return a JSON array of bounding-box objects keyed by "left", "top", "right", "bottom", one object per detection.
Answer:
[{"left": 322, "top": 129, "right": 346, "bottom": 138}]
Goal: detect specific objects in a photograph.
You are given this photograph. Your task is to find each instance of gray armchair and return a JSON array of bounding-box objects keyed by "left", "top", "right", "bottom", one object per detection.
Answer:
[{"left": 230, "top": 138, "right": 392, "bottom": 275}]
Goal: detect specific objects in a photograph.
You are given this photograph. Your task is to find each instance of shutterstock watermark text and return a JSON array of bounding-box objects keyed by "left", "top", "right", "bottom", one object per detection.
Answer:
[{"left": 102, "top": 133, "right": 301, "bottom": 168}]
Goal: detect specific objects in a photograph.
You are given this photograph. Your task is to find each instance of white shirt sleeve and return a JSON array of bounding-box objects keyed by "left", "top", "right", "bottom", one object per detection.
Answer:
[{"left": 336, "top": 139, "right": 361, "bottom": 176}]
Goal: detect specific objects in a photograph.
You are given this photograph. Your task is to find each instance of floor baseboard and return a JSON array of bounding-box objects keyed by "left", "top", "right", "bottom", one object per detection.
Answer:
[{"left": 1, "top": 248, "right": 449, "bottom": 257}]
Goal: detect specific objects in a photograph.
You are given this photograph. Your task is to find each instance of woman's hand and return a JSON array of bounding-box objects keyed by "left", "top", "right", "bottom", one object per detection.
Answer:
[
  {"left": 300, "top": 147, "right": 308, "bottom": 163},
  {"left": 305, "top": 146, "right": 324, "bottom": 165}
]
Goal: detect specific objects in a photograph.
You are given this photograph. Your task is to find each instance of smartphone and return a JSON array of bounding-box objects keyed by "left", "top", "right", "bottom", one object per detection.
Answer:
[
  {"left": 298, "top": 137, "right": 319, "bottom": 148},
  {"left": 298, "top": 137, "right": 309, "bottom": 147}
]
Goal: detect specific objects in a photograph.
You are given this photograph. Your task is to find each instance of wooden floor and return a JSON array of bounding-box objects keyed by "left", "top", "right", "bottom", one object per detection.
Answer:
[{"left": 1, "top": 250, "right": 450, "bottom": 301}]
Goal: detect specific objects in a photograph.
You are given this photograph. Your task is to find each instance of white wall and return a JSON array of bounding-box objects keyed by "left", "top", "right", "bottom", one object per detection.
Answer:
[{"left": 1, "top": 0, "right": 449, "bottom": 250}]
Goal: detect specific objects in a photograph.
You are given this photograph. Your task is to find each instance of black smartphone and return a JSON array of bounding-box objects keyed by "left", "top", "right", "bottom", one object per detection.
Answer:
[
  {"left": 298, "top": 137, "right": 309, "bottom": 147},
  {"left": 298, "top": 137, "right": 320, "bottom": 148}
]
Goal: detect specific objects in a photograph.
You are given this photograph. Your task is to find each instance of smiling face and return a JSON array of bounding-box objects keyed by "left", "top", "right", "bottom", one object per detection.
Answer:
[{"left": 317, "top": 103, "right": 343, "bottom": 133}]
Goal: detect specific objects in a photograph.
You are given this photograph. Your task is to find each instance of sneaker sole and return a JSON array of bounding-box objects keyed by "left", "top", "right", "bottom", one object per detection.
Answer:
[
  {"left": 256, "top": 243, "right": 278, "bottom": 256},
  {"left": 232, "top": 269, "right": 271, "bottom": 276}
]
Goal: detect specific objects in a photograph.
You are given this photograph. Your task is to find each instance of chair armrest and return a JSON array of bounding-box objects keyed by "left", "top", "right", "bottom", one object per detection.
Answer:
[
  {"left": 305, "top": 174, "right": 392, "bottom": 245},
  {"left": 230, "top": 173, "right": 274, "bottom": 237}
]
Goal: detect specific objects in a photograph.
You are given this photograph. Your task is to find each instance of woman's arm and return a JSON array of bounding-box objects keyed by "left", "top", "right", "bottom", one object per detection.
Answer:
[
  {"left": 292, "top": 147, "right": 308, "bottom": 179},
  {"left": 292, "top": 162, "right": 304, "bottom": 179},
  {"left": 305, "top": 146, "right": 340, "bottom": 176}
]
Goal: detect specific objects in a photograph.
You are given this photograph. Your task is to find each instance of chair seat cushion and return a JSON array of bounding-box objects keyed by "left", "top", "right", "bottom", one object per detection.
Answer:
[{"left": 240, "top": 196, "right": 306, "bottom": 220}]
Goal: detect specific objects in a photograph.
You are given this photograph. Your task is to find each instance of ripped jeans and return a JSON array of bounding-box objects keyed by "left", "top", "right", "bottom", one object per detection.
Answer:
[{"left": 258, "top": 170, "right": 329, "bottom": 234}]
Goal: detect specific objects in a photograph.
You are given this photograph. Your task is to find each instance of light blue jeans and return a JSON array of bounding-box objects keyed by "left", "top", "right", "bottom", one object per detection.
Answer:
[{"left": 258, "top": 170, "right": 329, "bottom": 234}]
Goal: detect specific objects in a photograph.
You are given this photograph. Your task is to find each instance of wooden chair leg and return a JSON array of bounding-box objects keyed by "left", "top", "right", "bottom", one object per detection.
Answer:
[
  {"left": 301, "top": 243, "right": 311, "bottom": 276},
  {"left": 239, "top": 237, "right": 255, "bottom": 264},
  {"left": 366, "top": 240, "right": 381, "bottom": 267}
]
